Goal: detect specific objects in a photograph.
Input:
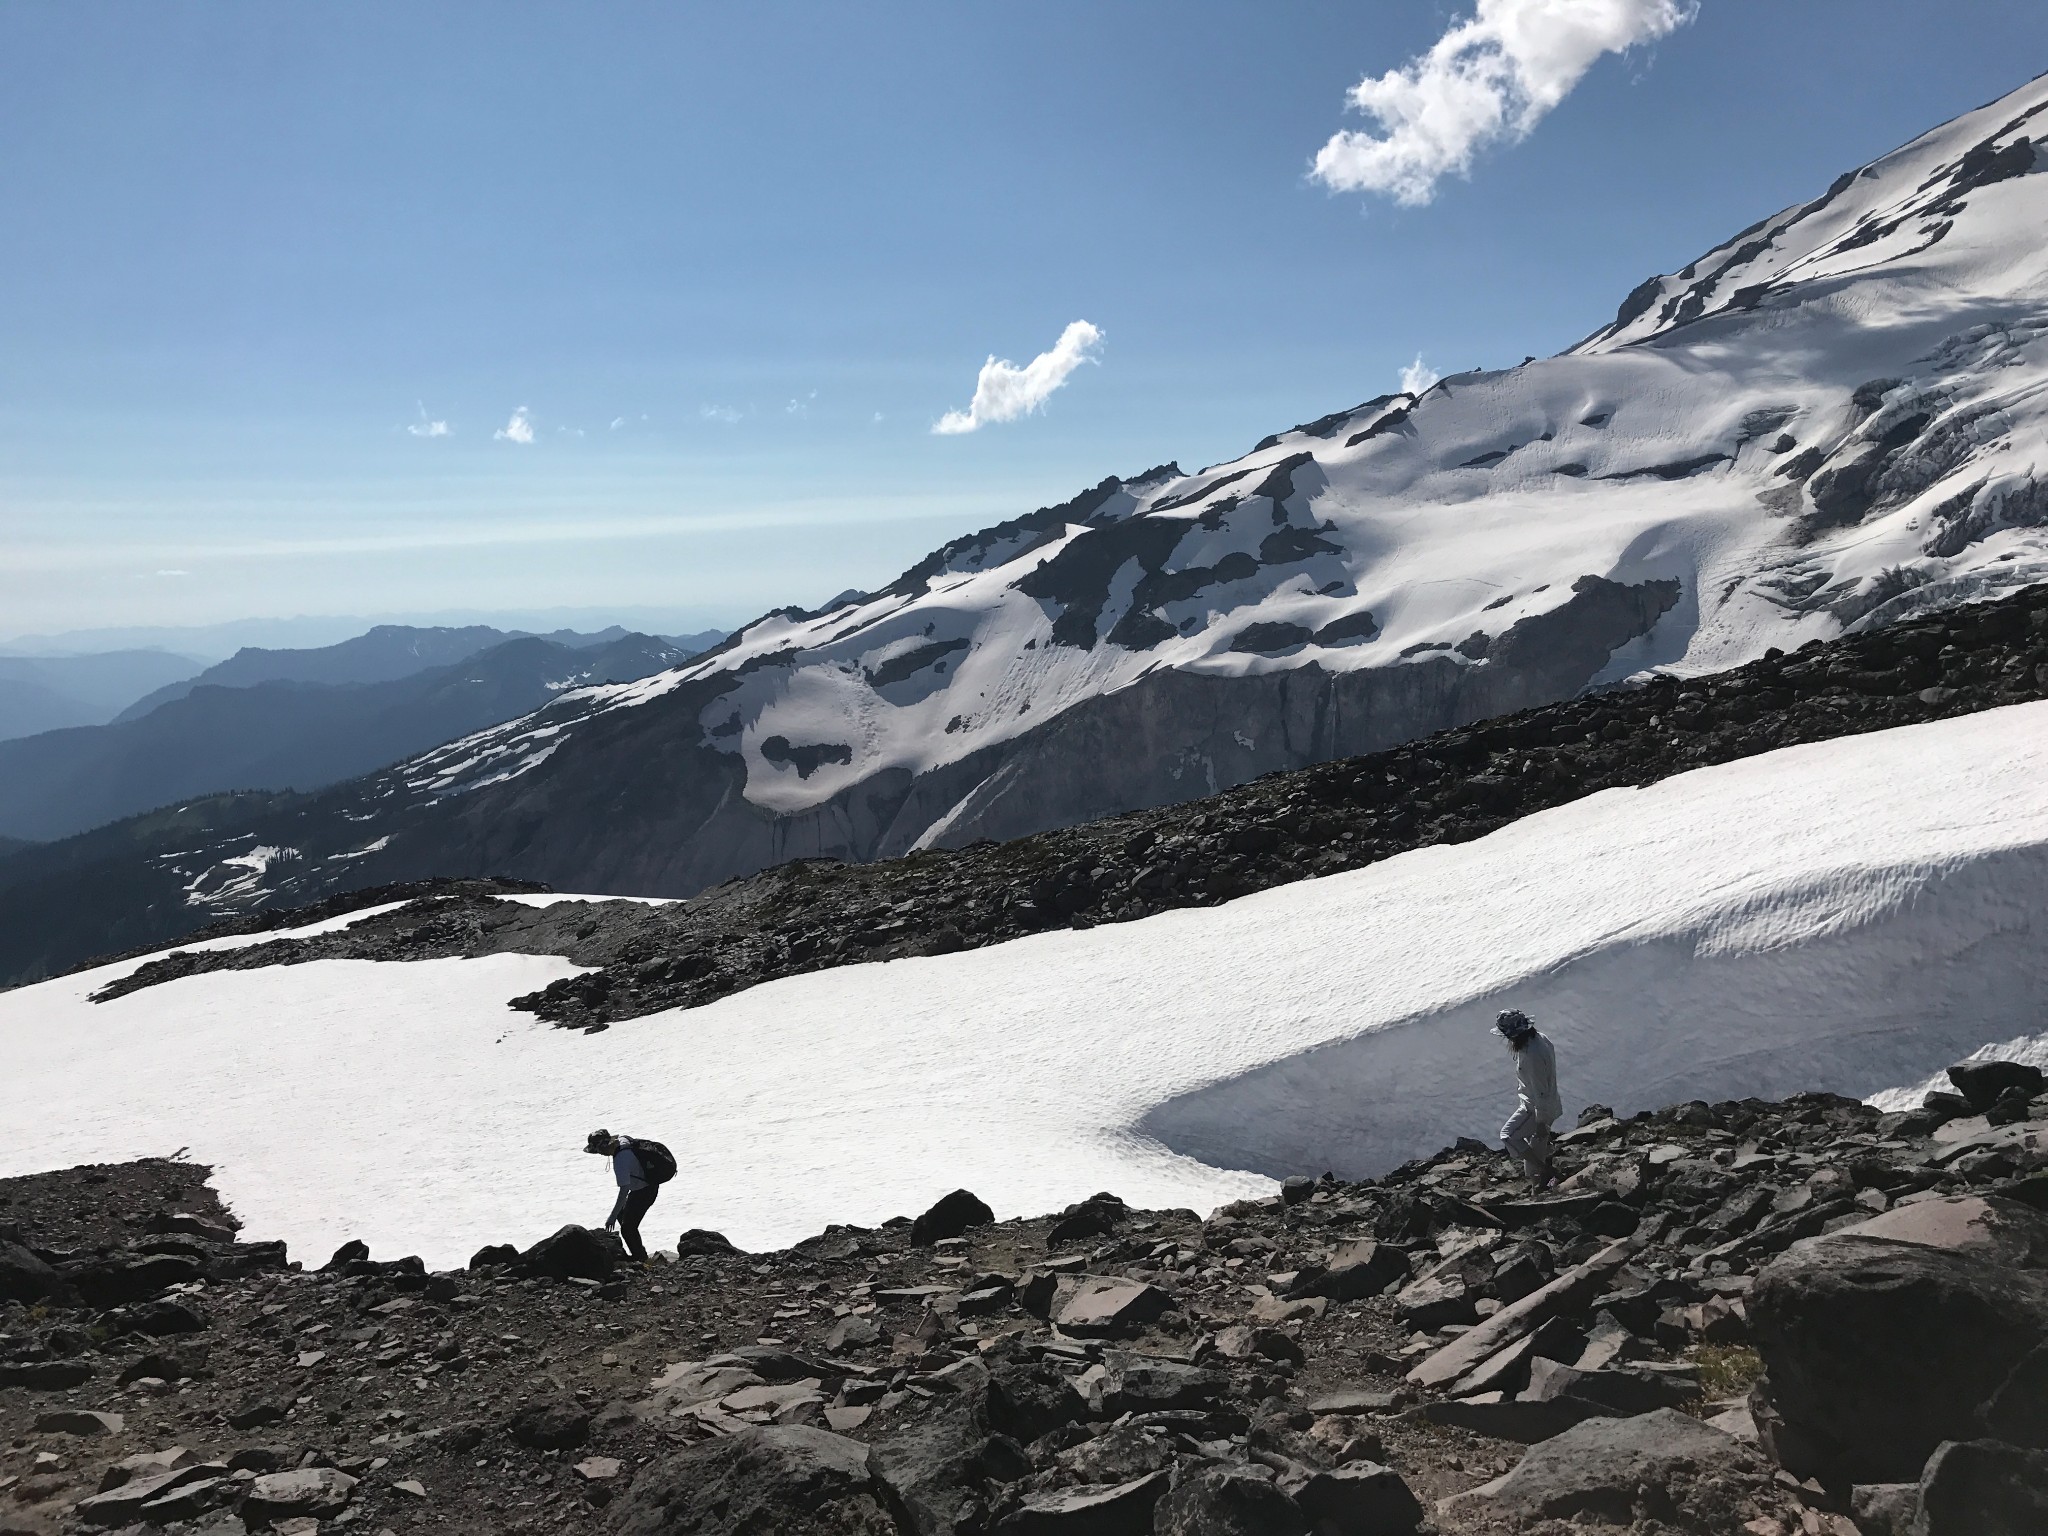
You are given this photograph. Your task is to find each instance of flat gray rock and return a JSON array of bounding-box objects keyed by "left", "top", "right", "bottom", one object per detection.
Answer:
[
  {"left": 1055, "top": 1277, "right": 1170, "bottom": 1337},
  {"left": 1439, "top": 1408, "right": 1751, "bottom": 1523},
  {"left": 1422, "top": 1394, "right": 1611, "bottom": 1444},
  {"left": 1833, "top": 1194, "right": 2048, "bottom": 1269},
  {"left": 241, "top": 1467, "right": 359, "bottom": 1522}
]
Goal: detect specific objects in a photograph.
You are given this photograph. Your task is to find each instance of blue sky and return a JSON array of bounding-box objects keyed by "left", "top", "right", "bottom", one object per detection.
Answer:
[{"left": 4, "top": 2, "right": 2046, "bottom": 641}]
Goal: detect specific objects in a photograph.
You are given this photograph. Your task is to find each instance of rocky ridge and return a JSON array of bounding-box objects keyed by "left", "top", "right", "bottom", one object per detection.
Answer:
[
  {"left": 7, "top": 1059, "right": 2048, "bottom": 1535},
  {"left": 92, "top": 582, "right": 2048, "bottom": 1026}
]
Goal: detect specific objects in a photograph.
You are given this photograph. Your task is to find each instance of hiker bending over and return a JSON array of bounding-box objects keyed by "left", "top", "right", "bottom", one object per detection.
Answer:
[
  {"left": 1496, "top": 1010, "right": 1561, "bottom": 1188},
  {"left": 584, "top": 1128, "right": 673, "bottom": 1263}
]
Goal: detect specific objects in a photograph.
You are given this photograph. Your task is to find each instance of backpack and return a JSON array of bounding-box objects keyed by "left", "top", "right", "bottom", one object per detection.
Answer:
[{"left": 626, "top": 1137, "right": 677, "bottom": 1186}]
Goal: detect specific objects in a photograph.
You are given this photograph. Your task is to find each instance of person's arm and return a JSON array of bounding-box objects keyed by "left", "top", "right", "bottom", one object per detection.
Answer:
[
  {"left": 1532, "top": 1038, "right": 1561, "bottom": 1119},
  {"left": 606, "top": 1146, "right": 645, "bottom": 1229}
]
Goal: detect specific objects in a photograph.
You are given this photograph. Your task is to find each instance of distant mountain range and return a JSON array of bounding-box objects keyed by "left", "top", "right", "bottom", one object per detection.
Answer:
[
  {"left": 3, "top": 73, "right": 2047, "bottom": 983},
  {"left": 0, "top": 630, "right": 702, "bottom": 844},
  {"left": 0, "top": 623, "right": 726, "bottom": 744},
  {"left": 0, "top": 651, "right": 207, "bottom": 743}
]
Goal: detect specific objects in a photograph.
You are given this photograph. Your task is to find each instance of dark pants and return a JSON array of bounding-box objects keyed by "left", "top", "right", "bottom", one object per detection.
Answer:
[{"left": 615, "top": 1186, "right": 658, "bottom": 1262}]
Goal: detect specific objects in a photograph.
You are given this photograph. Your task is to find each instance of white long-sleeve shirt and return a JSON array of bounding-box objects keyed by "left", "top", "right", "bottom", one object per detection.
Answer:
[{"left": 1515, "top": 1032, "right": 1563, "bottom": 1124}]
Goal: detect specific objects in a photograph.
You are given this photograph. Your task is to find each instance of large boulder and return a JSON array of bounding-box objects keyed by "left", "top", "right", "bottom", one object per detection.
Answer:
[
  {"left": 610, "top": 1425, "right": 910, "bottom": 1535},
  {"left": 0, "top": 1239, "right": 69, "bottom": 1303},
  {"left": 1290, "top": 1240, "right": 1410, "bottom": 1302},
  {"left": 1046, "top": 1194, "right": 1128, "bottom": 1247},
  {"left": 984, "top": 1362, "right": 1092, "bottom": 1445},
  {"left": 871, "top": 1391, "right": 1025, "bottom": 1536},
  {"left": 1948, "top": 1059, "right": 2046, "bottom": 1112},
  {"left": 518, "top": 1223, "right": 618, "bottom": 1281},
  {"left": 1914, "top": 1438, "right": 2048, "bottom": 1534},
  {"left": 241, "top": 1467, "right": 358, "bottom": 1526},
  {"left": 1749, "top": 1234, "right": 2048, "bottom": 1481},
  {"left": 1098, "top": 1353, "right": 1227, "bottom": 1415},
  {"left": 511, "top": 1395, "right": 593, "bottom": 1450},
  {"left": 1154, "top": 1466, "right": 1307, "bottom": 1536},
  {"left": 995, "top": 1472, "right": 1168, "bottom": 1534},
  {"left": 1439, "top": 1409, "right": 1758, "bottom": 1527},
  {"left": 1052, "top": 1422, "right": 1174, "bottom": 1486},
  {"left": 910, "top": 1190, "right": 995, "bottom": 1248},
  {"left": 67, "top": 1252, "right": 202, "bottom": 1307},
  {"left": 1281, "top": 1463, "right": 1424, "bottom": 1534},
  {"left": 0, "top": 1357, "right": 93, "bottom": 1390}
]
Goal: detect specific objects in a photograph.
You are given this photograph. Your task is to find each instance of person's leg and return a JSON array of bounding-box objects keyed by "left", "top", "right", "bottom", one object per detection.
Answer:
[
  {"left": 1500, "top": 1103, "right": 1534, "bottom": 1163},
  {"left": 618, "top": 1187, "right": 656, "bottom": 1262},
  {"left": 1523, "top": 1122, "right": 1554, "bottom": 1183}
]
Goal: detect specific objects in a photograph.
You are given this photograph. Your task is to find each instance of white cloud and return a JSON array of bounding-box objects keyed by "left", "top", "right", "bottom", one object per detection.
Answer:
[
  {"left": 1400, "top": 353, "right": 1441, "bottom": 395},
  {"left": 933, "top": 320, "right": 1103, "bottom": 435},
  {"left": 786, "top": 391, "right": 817, "bottom": 418},
  {"left": 493, "top": 406, "right": 535, "bottom": 445},
  {"left": 1313, "top": 0, "right": 1695, "bottom": 205},
  {"left": 700, "top": 404, "right": 742, "bottom": 425},
  {"left": 610, "top": 417, "right": 627, "bottom": 431},
  {"left": 154, "top": 569, "right": 190, "bottom": 578},
  {"left": 406, "top": 403, "right": 450, "bottom": 438},
  {"left": 557, "top": 425, "right": 585, "bottom": 438}
]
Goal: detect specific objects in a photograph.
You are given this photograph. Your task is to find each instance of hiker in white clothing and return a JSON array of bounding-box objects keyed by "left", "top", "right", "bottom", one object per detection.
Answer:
[{"left": 1496, "top": 1009, "right": 1562, "bottom": 1188}]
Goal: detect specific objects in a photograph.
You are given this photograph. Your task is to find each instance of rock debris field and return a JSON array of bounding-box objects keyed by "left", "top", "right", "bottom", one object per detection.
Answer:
[
  {"left": 8, "top": 1058, "right": 2048, "bottom": 1535},
  {"left": 93, "top": 583, "right": 2048, "bottom": 1029}
]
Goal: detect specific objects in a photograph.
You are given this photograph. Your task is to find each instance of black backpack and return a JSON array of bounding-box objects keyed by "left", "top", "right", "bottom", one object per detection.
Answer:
[{"left": 626, "top": 1137, "right": 676, "bottom": 1185}]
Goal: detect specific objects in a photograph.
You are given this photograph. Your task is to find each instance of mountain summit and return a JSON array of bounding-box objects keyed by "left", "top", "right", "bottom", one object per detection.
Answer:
[{"left": 17, "top": 72, "right": 2048, "bottom": 936}]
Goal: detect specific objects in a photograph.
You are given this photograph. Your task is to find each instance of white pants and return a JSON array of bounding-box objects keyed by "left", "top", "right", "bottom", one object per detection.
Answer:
[{"left": 1501, "top": 1103, "right": 1554, "bottom": 1179}]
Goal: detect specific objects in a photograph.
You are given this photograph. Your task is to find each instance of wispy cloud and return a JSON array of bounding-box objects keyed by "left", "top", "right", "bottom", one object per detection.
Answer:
[
  {"left": 1313, "top": 0, "right": 1695, "bottom": 205},
  {"left": 1400, "top": 354, "right": 1441, "bottom": 395},
  {"left": 557, "top": 425, "right": 585, "bottom": 438},
  {"left": 786, "top": 391, "right": 817, "bottom": 418},
  {"left": 154, "top": 569, "right": 190, "bottom": 578},
  {"left": 933, "top": 320, "right": 1103, "bottom": 436},
  {"left": 406, "top": 402, "right": 451, "bottom": 438},
  {"left": 700, "top": 404, "right": 742, "bottom": 425},
  {"left": 493, "top": 406, "right": 536, "bottom": 445}
]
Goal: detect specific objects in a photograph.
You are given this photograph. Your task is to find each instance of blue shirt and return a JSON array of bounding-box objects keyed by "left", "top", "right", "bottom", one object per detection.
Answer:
[{"left": 612, "top": 1143, "right": 647, "bottom": 1192}]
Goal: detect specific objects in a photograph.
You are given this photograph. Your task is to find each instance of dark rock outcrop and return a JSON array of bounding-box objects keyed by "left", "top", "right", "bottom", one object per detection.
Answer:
[
  {"left": 1749, "top": 1234, "right": 2048, "bottom": 1481},
  {"left": 612, "top": 1425, "right": 910, "bottom": 1536},
  {"left": 910, "top": 1190, "right": 996, "bottom": 1248}
]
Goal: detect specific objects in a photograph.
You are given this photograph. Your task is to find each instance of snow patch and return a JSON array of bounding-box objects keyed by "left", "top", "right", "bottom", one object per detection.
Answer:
[{"left": 3, "top": 704, "right": 2044, "bottom": 1265}]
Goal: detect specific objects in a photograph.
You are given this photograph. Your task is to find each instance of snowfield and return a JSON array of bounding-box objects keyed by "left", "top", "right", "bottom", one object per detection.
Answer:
[{"left": 3, "top": 702, "right": 2045, "bottom": 1269}]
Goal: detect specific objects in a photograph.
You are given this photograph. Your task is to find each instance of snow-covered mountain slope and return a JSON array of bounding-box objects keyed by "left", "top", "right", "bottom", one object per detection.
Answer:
[
  {"left": 4, "top": 701, "right": 2043, "bottom": 1268},
  {"left": 37, "top": 74, "right": 2048, "bottom": 917}
]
